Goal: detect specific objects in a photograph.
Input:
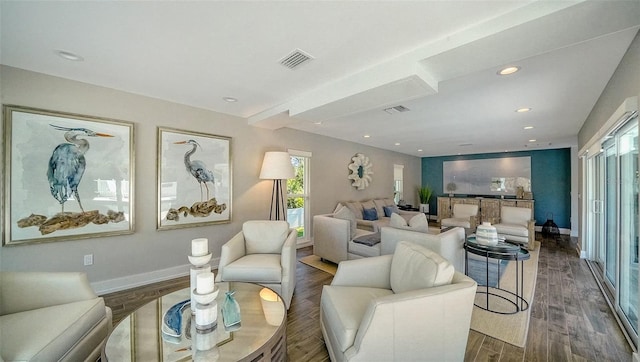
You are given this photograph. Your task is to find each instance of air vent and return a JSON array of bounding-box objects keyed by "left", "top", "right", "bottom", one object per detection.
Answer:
[
  {"left": 279, "top": 49, "right": 314, "bottom": 69},
  {"left": 383, "top": 105, "right": 410, "bottom": 114}
]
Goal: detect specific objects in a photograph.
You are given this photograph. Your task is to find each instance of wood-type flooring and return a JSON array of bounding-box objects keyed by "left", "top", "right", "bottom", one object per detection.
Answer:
[{"left": 102, "top": 234, "right": 634, "bottom": 361}]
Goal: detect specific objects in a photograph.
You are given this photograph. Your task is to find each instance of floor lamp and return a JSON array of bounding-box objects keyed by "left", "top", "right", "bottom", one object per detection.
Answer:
[{"left": 260, "top": 151, "right": 295, "bottom": 221}]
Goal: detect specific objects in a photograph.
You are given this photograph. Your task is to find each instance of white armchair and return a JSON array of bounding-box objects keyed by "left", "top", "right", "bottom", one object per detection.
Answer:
[
  {"left": 0, "top": 272, "right": 112, "bottom": 362},
  {"left": 320, "top": 241, "right": 477, "bottom": 362},
  {"left": 441, "top": 203, "right": 479, "bottom": 230},
  {"left": 216, "top": 220, "right": 297, "bottom": 309},
  {"left": 493, "top": 206, "right": 536, "bottom": 250}
]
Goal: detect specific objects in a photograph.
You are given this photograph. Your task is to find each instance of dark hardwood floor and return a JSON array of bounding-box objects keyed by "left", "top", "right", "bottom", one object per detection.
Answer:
[{"left": 102, "top": 235, "right": 634, "bottom": 361}]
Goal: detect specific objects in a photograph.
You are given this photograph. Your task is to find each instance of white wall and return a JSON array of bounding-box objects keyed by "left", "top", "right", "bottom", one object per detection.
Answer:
[{"left": 0, "top": 66, "right": 421, "bottom": 293}]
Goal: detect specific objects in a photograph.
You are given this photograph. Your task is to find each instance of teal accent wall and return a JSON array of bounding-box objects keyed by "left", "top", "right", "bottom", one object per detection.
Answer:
[{"left": 421, "top": 148, "right": 571, "bottom": 228}]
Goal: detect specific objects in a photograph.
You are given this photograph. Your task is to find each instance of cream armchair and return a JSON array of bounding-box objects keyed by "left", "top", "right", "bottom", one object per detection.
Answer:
[
  {"left": 320, "top": 242, "right": 477, "bottom": 362},
  {"left": 493, "top": 206, "right": 536, "bottom": 250},
  {"left": 0, "top": 272, "right": 112, "bottom": 362},
  {"left": 441, "top": 203, "right": 479, "bottom": 230},
  {"left": 216, "top": 220, "right": 297, "bottom": 309}
]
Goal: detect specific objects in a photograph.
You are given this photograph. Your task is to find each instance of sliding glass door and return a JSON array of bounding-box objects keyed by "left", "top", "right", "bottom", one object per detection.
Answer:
[
  {"left": 584, "top": 114, "right": 638, "bottom": 347},
  {"left": 618, "top": 121, "right": 638, "bottom": 335}
]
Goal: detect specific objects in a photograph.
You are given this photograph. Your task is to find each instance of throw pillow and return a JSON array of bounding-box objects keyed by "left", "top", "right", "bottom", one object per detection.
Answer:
[
  {"left": 383, "top": 205, "right": 400, "bottom": 217},
  {"left": 408, "top": 213, "right": 429, "bottom": 232},
  {"left": 334, "top": 205, "right": 357, "bottom": 239},
  {"left": 389, "top": 212, "right": 407, "bottom": 228},
  {"left": 390, "top": 241, "right": 455, "bottom": 293},
  {"left": 362, "top": 207, "right": 378, "bottom": 221},
  {"left": 345, "top": 202, "right": 363, "bottom": 219},
  {"left": 373, "top": 199, "right": 387, "bottom": 217}
]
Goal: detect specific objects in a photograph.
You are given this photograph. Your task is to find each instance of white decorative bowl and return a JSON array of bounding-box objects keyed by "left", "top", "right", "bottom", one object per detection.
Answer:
[
  {"left": 476, "top": 222, "right": 498, "bottom": 246},
  {"left": 193, "top": 285, "right": 219, "bottom": 304},
  {"left": 188, "top": 253, "right": 212, "bottom": 266}
]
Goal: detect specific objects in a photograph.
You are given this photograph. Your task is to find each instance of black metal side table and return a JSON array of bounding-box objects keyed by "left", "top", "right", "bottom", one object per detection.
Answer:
[{"left": 464, "top": 235, "right": 530, "bottom": 314}]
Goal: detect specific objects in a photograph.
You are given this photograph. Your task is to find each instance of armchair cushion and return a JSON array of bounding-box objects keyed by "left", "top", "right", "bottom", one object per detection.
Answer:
[
  {"left": 390, "top": 241, "right": 454, "bottom": 293},
  {"left": 243, "top": 220, "right": 289, "bottom": 254},
  {"left": 500, "top": 206, "right": 531, "bottom": 226},
  {"left": 453, "top": 203, "right": 478, "bottom": 219},
  {"left": 217, "top": 254, "right": 282, "bottom": 283}
]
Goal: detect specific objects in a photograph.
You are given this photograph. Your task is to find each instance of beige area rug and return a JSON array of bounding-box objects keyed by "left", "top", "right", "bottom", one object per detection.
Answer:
[
  {"left": 300, "top": 255, "right": 337, "bottom": 275},
  {"left": 470, "top": 241, "right": 540, "bottom": 348}
]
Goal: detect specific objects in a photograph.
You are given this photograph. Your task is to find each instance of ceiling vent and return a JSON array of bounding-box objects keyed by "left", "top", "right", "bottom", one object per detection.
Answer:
[
  {"left": 279, "top": 49, "right": 314, "bottom": 69},
  {"left": 383, "top": 105, "right": 410, "bottom": 114}
]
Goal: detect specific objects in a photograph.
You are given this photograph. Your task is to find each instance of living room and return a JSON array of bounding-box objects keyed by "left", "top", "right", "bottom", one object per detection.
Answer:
[{"left": 1, "top": 2, "right": 639, "bottom": 361}]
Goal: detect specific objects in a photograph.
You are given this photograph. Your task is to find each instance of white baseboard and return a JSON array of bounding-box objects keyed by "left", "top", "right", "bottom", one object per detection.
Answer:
[{"left": 93, "top": 257, "right": 220, "bottom": 295}]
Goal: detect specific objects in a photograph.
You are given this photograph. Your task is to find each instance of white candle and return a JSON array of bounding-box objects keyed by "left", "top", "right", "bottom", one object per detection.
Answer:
[
  {"left": 191, "top": 238, "right": 208, "bottom": 256},
  {"left": 196, "top": 272, "right": 215, "bottom": 294}
]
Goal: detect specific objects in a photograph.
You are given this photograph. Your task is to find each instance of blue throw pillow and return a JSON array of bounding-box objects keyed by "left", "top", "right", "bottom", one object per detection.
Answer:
[
  {"left": 383, "top": 205, "right": 400, "bottom": 217},
  {"left": 363, "top": 207, "right": 378, "bottom": 221}
]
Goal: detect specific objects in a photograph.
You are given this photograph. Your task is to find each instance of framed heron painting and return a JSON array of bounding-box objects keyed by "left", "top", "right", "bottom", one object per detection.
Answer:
[
  {"left": 2, "top": 105, "right": 134, "bottom": 245},
  {"left": 157, "top": 127, "right": 232, "bottom": 230}
]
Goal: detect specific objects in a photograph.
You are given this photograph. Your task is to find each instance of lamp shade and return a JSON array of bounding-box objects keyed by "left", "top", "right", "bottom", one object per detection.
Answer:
[{"left": 259, "top": 151, "right": 295, "bottom": 180}]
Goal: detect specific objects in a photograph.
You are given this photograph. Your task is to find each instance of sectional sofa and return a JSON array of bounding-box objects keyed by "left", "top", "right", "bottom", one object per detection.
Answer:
[{"left": 338, "top": 198, "right": 422, "bottom": 231}]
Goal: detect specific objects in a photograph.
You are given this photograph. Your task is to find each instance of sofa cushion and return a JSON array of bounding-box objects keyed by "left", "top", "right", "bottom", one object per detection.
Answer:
[
  {"left": 362, "top": 207, "right": 378, "bottom": 221},
  {"left": 389, "top": 212, "right": 429, "bottom": 233},
  {"left": 219, "top": 254, "right": 282, "bottom": 283},
  {"left": 243, "top": 220, "right": 289, "bottom": 254},
  {"left": 345, "top": 202, "right": 364, "bottom": 219},
  {"left": 321, "top": 285, "right": 393, "bottom": 353},
  {"left": 335, "top": 205, "right": 358, "bottom": 239},
  {"left": 0, "top": 298, "right": 106, "bottom": 361},
  {"left": 390, "top": 241, "right": 454, "bottom": 293},
  {"left": 494, "top": 223, "right": 529, "bottom": 237}
]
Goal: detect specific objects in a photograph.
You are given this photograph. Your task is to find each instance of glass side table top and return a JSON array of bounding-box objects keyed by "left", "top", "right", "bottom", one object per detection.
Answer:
[
  {"left": 465, "top": 235, "right": 530, "bottom": 261},
  {"left": 105, "top": 281, "right": 286, "bottom": 362}
]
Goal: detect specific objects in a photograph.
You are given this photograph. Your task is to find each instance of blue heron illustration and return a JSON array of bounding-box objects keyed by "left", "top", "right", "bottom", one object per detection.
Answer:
[
  {"left": 47, "top": 124, "right": 114, "bottom": 213},
  {"left": 174, "top": 139, "right": 215, "bottom": 201}
]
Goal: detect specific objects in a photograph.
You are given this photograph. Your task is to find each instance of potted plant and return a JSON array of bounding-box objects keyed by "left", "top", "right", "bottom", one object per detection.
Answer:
[{"left": 418, "top": 185, "right": 433, "bottom": 213}]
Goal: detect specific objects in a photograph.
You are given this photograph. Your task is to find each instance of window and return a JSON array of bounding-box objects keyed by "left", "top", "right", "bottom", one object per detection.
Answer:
[
  {"left": 394, "top": 164, "right": 404, "bottom": 204},
  {"left": 287, "top": 150, "right": 311, "bottom": 242}
]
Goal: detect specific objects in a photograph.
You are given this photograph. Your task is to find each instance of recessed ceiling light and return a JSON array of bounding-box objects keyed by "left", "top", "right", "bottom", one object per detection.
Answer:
[
  {"left": 363, "top": 135, "right": 370, "bottom": 138},
  {"left": 498, "top": 66, "right": 520, "bottom": 75},
  {"left": 516, "top": 107, "right": 531, "bottom": 113},
  {"left": 55, "top": 50, "right": 84, "bottom": 61},
  {"left": 222, "top": 97, "right": 238, "bottom": 103},
  {"left": 529, "top": 139, "right": 537, "bottom": 142},
  {"left": 314, "top": 121, "right": 322, "bottom": 125},
  {"left": 394, "top": 142, "right": 400, "bottom": 146},
  {"left": 524, "top": 126, "right": 534, "bottom": 129},
  {"left": 417, "top": 149, "right": 423, "bottom": 152}
]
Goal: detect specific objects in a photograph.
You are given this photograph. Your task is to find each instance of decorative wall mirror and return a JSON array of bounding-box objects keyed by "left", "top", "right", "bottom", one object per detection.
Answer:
[{"left": 348, "top": 153, "right": 373, "bottom": 190}]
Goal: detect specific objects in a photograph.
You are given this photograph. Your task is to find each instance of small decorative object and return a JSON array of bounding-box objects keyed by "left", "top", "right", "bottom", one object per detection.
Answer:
[
  {"left": 162, "top": 299, "right": 191, "bottom": 337},
  {"left": 193, "top": 272, "right": 219, "bottom": 331},
  {"left": 347, "top": 153, "right": 373, "bottom": 190},
  {"left": 222, "top": 290, "right": 242, "bottom": 331},
  {"left": 524, "top": 191, "right": 533, "bottom": 200},
  {"left": 446, "top": 182, "right": 457, "bottom": 197},
  {"left": 418, "top": 185, "right": 432, "bottom": 213},
  {"left": 476, "top": 222, "right": 499, "bottom": 246},
  {"left": 516, "top": 186, "right": 524, "bottom": 199}
]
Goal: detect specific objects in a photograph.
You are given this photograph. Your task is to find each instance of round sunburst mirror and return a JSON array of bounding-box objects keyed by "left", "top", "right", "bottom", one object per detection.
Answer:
[{"left": 348, "top": 153, "right": 373, "bottom": 190}]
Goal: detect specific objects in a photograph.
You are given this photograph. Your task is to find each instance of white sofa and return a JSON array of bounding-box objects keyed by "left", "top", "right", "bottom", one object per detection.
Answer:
[
  {"left": 339, "top": 198, "right": 421, "bottom": 232},
  {"left": 216, "top": 220, "right": 297, "bottom": 309},
  {"left": 320, "top": 242, "right": 477, "bottom": 362},
  {"left": 0, "top": 271, "right": 112, "bottom": 362},
  {"left": 313, "top": 212, "right": 466, "bottom": 271}
]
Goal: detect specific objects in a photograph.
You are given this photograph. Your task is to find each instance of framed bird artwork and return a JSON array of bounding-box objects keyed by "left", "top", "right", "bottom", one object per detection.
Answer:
[
  {"left": 2, "top": 105, "right": 134, "bottom": 245},
  {"left": 157, "top": 127, "right": 232, "bottom": 230}
]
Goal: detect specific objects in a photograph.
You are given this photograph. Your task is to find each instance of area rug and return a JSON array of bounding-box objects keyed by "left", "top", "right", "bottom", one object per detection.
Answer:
[
  {"left": 469, "top": 241, "right": 539, "bottom": 348},
  {"left": 467, "top": 257, "right": 508, "bottom": 287},
  {"left": 299, "top": 255, "right": 337, "bottom": 275}
]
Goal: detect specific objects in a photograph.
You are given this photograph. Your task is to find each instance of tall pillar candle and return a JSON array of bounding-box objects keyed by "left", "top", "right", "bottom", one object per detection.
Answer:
[{"left": 191, "top": 238, "right": 208, "bottom": 256}]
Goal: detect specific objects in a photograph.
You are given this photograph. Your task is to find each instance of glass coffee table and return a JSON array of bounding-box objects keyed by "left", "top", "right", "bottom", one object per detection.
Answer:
[
  {"left": 104, "top": 281, "right": 286, "bottom": 362},
  {"left": 464, "top": 235, "right": 530, "bottom": 314}
]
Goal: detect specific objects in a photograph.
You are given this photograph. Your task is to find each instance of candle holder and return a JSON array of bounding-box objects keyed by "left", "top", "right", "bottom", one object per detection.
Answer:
[
  {"left": 189, "top": 238, "right": 212, "bottom": 315},
  {"left": 190, "top": 265, "right": 211, "bottom": 314},
  {"left": 194, "top": 272, "right": 218, "bottom": 331}
]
